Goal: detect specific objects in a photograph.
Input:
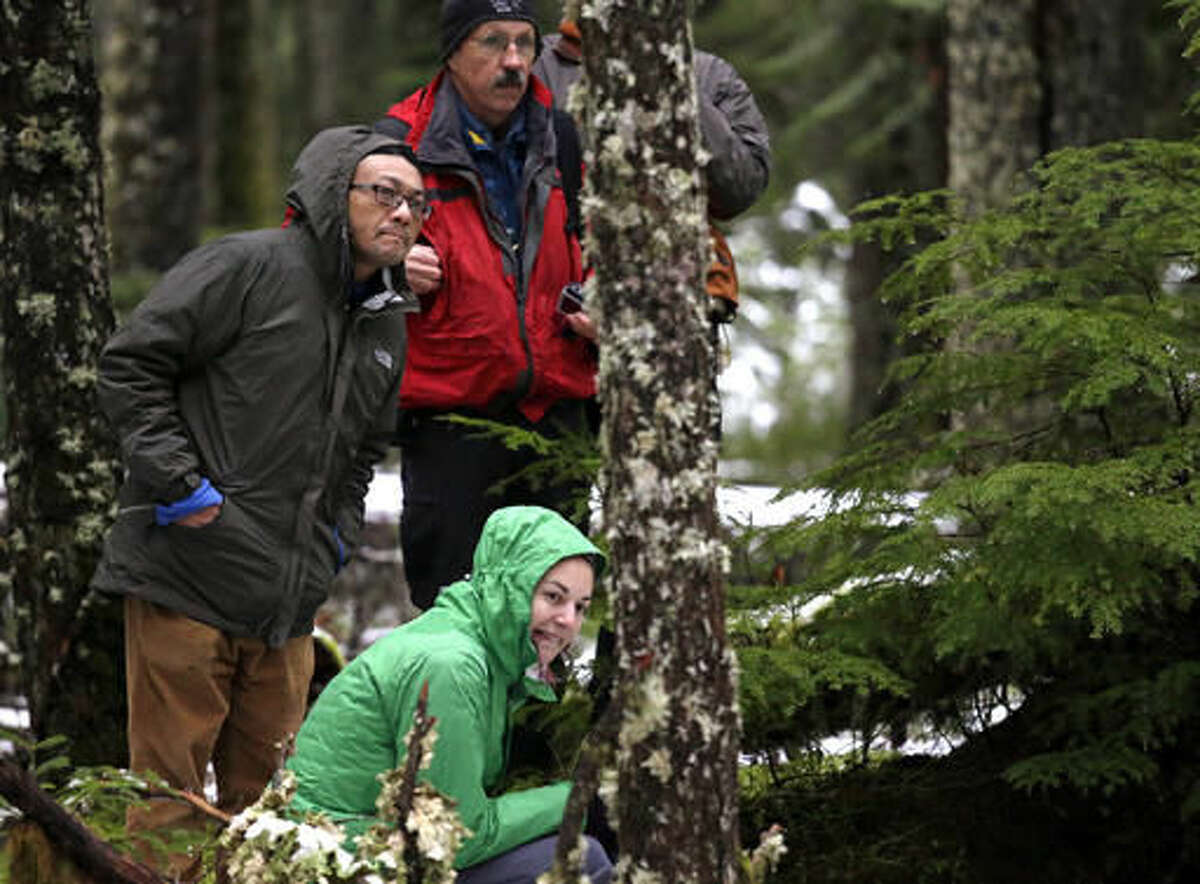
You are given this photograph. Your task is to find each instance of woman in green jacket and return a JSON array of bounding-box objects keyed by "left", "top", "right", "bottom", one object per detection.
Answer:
[{"left": 287, "top": 505, "right": 612, "bottom": 882}]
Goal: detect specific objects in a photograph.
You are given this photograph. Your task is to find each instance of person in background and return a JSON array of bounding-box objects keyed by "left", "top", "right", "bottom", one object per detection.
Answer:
[
  {"left": 92, "top": 126, "right": 425, "bottom": 878},
  {"left": 287, "top": 505, "right": 613, "bottom": 884},
  {"left": 534, "top": 18, "right": 772, "bottom": 436},
  {"left": 376, "top": 0, "right": 597, "bottom": 610}
]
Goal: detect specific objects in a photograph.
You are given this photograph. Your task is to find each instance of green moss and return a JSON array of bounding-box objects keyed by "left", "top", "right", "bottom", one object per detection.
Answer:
[
  {"left": 14, "top": 293, "right": 57, "bottom": 329},
  {"left": 28, "top": 59, "right": 72, "bottom": 102}
]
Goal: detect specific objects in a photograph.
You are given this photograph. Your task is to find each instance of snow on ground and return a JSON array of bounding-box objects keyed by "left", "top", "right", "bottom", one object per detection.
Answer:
[{"left": 365, "top": 467, "right": 823, "bottom": 529}]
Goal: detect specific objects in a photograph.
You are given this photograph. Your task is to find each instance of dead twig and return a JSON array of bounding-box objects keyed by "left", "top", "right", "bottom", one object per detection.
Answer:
[{"left": 394, "top": 680, "right": 438, "bottom": 883}]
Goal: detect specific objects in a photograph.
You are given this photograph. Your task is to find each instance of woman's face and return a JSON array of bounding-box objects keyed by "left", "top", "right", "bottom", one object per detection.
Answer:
[{"left": 529, "top": 556, "right": 594, "bottom": 668}]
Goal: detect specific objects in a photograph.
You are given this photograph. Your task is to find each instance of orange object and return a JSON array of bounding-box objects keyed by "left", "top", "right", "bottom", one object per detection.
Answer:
[{"left": 708, "top": 224, "right": 739, "bottom": 321}]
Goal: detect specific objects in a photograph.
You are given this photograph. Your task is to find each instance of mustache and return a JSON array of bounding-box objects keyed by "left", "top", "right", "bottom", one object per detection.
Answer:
[{"left": 493, "top": 69, "right": 524, "bottom": 89}]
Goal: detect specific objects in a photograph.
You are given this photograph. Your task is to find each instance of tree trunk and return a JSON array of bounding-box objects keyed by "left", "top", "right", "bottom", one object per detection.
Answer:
[
  {"left": 0, "top": 0, "right": 125, "bottom": 765},
  {"left": 844, "top": 238, "right": 892, "bottom": 429},
  {"left": 577, "top": 1, "right": 742, "bottom": 881},
  {"left": 100, "top": 0, "right": 204, "bottom": 275},
  {"left": 1041, "top": 0, "right": 1144, "bottom": 149},
  {"left": 946, "top": 0, "right": 1041, "bottom": 214},
  {"left": 944, "top": 0, "right": 1148, "bottom": 439},
  {"left": 297, "top": 0, "right": 341, "bottom": 132},
  {"left": 947, "top": 0, "right": 1145, "bottom": 212},
  {"left": 212, "top": 0, "right": 280, "bottom": 228}
]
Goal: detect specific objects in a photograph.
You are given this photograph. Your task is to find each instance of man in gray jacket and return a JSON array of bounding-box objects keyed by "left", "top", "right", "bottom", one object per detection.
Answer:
[
  {"left": 92, "top": 125, "right": 423, "bottom": 874},
  {"left": 535, "top": 21, "right": 770, "bottom": 226},
  {"left": 533, "top": 18, "right": 771, "bottom": 321},
  {"left": 534, "top": 20, "right": 770, "bottom": 445}
]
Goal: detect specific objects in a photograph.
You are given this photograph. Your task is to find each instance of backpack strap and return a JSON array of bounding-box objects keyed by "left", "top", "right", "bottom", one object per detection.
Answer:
[{"left": 552, "top": 108, "right": 583, "bottom": 241}]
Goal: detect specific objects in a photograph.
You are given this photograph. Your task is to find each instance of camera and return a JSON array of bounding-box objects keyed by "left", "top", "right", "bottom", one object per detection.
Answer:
[{"left": 556, "top": 282, "right": 585, "bottom": 315}]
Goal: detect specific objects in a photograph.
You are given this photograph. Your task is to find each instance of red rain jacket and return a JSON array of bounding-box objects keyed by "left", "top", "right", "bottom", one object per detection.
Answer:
[{"left": 380, "top": 72, "right": 595, "bottom": 422}]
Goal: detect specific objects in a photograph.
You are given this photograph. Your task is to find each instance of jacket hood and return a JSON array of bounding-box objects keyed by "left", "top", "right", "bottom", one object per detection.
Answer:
[
  {"left": 434, "top": 506, "right": 604, "bottom": 685},
  {"left": 284, "top": 125, "right": 409, "bottom": 283}
]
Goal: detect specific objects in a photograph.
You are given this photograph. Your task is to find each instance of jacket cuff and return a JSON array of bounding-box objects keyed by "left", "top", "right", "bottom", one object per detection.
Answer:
[{"left": 155, "top": 478, "right": 224, "bottom": 526}]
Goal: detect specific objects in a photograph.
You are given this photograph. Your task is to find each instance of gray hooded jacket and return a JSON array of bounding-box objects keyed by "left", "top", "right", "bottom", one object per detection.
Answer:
[
  {"left": 92, "top": 125, "right": 417, "bottom": 647},
  {"left": 533, "top": 34, "right": 771, "bottom": 220}
]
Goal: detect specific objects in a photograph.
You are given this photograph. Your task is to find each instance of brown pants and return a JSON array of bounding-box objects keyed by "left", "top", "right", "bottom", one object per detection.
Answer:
[{"left": 124, "top": 596, "right": 313, "bottom": 842}]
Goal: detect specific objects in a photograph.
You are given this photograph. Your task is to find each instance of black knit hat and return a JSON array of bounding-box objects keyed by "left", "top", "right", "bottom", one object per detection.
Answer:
[{"left": 440, "top": 0, "right": 540, "bottom": 62}]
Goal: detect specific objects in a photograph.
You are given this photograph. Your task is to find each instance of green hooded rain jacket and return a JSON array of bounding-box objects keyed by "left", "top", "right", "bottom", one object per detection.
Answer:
[{"left": 287, "top": 505, "right": 603, "bottom": 869}]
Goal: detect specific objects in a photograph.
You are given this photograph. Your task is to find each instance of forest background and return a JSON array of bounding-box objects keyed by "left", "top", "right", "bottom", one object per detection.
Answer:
[{"left": 5, "top": 0, "right": 1200, "bottom": 881}]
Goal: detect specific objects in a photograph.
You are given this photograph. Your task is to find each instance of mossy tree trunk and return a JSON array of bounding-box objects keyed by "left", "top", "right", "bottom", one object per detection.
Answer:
[
  {"left": 100, "top": 0, "right": 205, "bottom": 277},
  {"left": 0, "top": 0, "right": 125, "bottom": 765},
  {"left": 212, "top": 0, "right": 280, "bottom": 229},
  {"left": 577, "top": 1, "right": 741, "bottom": 881}
]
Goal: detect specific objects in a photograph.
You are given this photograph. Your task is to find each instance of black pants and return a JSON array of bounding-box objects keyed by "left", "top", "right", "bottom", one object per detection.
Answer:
[{"left": 397, "top": 398, "right": 597, "bottom": 609}]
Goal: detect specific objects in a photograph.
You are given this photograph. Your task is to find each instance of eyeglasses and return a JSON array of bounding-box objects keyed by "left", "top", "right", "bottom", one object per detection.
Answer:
[
  {"left": 470, "top": 31, "right": 537, "bottom": 59},
  {"left": 349, "top": 183, "right": 431, "bottom": 219}
]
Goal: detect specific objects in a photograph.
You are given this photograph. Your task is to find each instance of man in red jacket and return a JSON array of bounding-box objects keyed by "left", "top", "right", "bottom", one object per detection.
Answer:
[{"left": 376, "top": 0, "right": 597, "bottom": 609}]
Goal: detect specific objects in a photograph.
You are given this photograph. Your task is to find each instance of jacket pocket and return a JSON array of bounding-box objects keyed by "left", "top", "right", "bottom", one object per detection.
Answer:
[{"left": 154, "top": 495, "right": 285, "bottom": 631}]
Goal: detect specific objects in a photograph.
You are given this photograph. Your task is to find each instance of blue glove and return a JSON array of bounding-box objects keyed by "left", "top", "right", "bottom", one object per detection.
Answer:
[{"left": 156, "top": 478, "right": 224, "bottom": 526}]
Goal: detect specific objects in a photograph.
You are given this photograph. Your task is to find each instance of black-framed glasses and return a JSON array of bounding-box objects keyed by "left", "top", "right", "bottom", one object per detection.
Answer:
[
  {"left": 471, "top": 31, "right": 537, "bottom": 59},
  {"left": 349, "top": 183, "right": 431, "bottom": 219}
]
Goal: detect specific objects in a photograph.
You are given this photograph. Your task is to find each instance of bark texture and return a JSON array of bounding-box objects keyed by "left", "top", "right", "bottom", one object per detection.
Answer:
[
  {"left": 947, "top": 0, "right": 1146, "bottom": 213},
  {"left": 211, "top": 0, "right": 280, "bottom": 228},
  {"left": 100, "top": 0, "right": 204, "bottom": 274},
  {"left": 946, "top": 0, "right": 1040, "bottom": 214},
  {"left": 1040, "top": 0, "right": 1144, "bottom": 149},
  {"left": 576, "top": 1, "right": 741, "bottom": 881},
  {"left": 0, "top": 0, "right": 125, "bottom": 764}
]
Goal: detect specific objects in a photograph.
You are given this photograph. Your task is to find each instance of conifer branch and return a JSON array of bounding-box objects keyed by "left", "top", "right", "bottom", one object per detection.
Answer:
[{"left": 0, "top": 757, "right": 168, "bottom": 884}]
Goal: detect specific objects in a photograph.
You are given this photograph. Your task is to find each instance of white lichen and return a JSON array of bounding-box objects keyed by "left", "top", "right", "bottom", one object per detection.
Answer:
[
  {"left": 15, "top": 292, "right": 57, "bottom": 327},
  {"left": 641, "top": 747, "right": 673, "bottom": 784},
  {"left": 28, "top": 59, "right": 74, "bottom": 102},
  {"left": 620, "top": 670, "right": 670, "bottom": 750},
  {"left": 744, "top": 824, "right": 788, "bottom": 883},
  {"left": 624, "top": 863, "right": 666, "bottom": 884}
]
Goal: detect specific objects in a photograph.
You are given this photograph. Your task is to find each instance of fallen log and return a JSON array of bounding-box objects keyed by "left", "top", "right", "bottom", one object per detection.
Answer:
[{"left": 0, "top": 757, "right": 167, "bottom": 884}]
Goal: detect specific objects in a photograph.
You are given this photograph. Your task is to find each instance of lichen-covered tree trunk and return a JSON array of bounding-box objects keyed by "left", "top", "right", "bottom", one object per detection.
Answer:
[
  {"left": 947, "top": 0, "right": 1145, "bottom": 213},
  {"left": 946, "top": 0, "right": 1041, "bottom": 214},
  {"left": 577, "top": 1, "right": 741, "bottom": 881},
  {"left": 0, "top": 0, "right": 125, "bottom": 764},
  {"left": 100, "top": 0, "right": 204, "bottom": 275}
]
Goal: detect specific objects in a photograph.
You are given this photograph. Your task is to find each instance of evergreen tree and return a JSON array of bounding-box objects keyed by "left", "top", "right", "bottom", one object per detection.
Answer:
[{"left": 733, "top": 2, "right": 1200, "bottom": 876}]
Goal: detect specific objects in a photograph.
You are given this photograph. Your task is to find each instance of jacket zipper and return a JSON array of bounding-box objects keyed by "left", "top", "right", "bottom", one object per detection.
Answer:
[{"left": 453, "top": 163, "right": 537, "bottom": 407}]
